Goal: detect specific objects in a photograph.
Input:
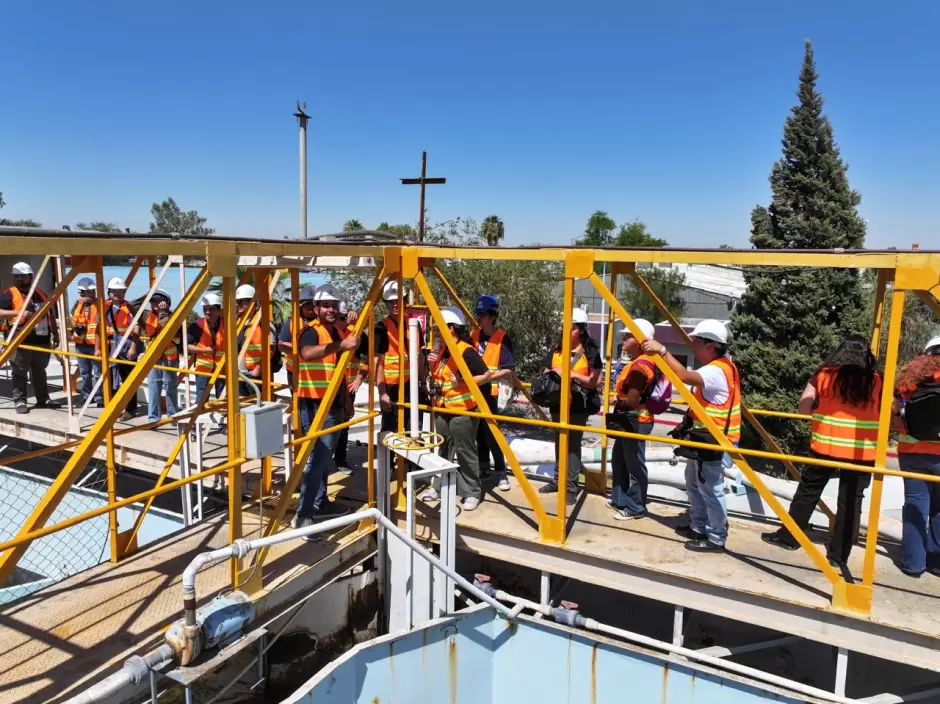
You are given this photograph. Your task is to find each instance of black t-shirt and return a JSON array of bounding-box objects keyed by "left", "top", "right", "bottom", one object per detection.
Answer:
[
  {"left": 187, "top": 319, "right": 221, "bottom": 346},
  {"left": 476, "top": 330, "right": 516, "bottom": 369},
  {"left": 1, "top": 288, "right": 52, "bottom": 343},
  {"left": 435, "top": 347, "right": 492, "bottom": 397},
  {"left": 298, "top": 325, "right": 370, "bottom": 360}
]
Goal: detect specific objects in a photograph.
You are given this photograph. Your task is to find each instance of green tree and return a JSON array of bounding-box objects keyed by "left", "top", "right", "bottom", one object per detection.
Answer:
[
  {"left": 575, "top": 210, "right": 617, "bottom": 247},
  {"left": 0, "top": 192, "right": 5, "bottom": 210},
  {"left": 481, "top": 215, "right": 505, "bottom": 246},
  {"left": 376, "top": 221, "right": 417, "bottom": 239},
  {"left": 150, "top": 198, "right": 214, "bottom": 237},
  {"left": 343, "top": 219, "right": 364, "bottom": 232},
  {"left": 731, "top": 40, "right": 869, "bottom": 454},
  {"left": 621, "top": 267, "right": 686, "bottom": 322},
  {"left": 614, "top": 219, "right": 667, "bottom": 248}
]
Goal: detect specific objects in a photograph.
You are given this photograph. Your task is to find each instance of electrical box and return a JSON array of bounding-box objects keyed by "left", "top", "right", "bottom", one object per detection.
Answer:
[{"left": 242, "top": 402, "right": 284, "bottom": 459}]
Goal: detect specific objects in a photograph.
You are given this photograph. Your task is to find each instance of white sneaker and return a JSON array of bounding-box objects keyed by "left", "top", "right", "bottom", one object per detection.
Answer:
[
  {"left": 291, "top": 515, "right": 313, "bottom": 530},
  {"left": 497, "top": 477, "right": 511, "bottom": 492},
  {"left": 422, "top": 487, "right": 440, "bottom": 502},
  {"left": 462, "top": 497, "right": 480, "bottom": 511}
]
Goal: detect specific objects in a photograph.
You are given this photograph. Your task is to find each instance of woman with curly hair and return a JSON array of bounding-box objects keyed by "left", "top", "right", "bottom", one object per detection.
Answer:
[{"left": 893, "top": 335, "right": 940, "bottom": 578}]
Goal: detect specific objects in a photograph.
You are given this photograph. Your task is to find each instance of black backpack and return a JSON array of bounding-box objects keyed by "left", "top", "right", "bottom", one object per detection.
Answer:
[{"left": 903, "top": 383, "right": 940, "bottom": 441}]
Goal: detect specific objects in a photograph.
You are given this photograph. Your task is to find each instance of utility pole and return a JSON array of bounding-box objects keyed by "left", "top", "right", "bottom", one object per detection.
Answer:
[
  {"left": 294, "top": 101, "right": 310, "bottom": 239},
  {"left": 401, "top": 151, "right": 446, "bottom": 242}
]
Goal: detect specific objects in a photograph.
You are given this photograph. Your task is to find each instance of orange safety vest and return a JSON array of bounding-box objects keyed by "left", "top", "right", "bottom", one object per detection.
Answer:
[
  {"left": 898, "top": 369, "right": 940, "bottom": 456},
  {"left": 551, "top": 345, "right": 590, "bottom": 377},
  {"left": 691, "top": 357, "right": 742, "bottom": 444},
  {"left": 2, "top": 286, "right": 50, "bottom": 336},
  {"left": 338, "top": 327, "right": 365, "bottom": 385},
  {"left": 297, "top": 324, "right": 339, "bottom": 400},
  {"left": 244, "top": 322, "right": 265, "bottom": 373},
  {"left": 194, "top": 318, "right": 225, "bottom": 372},
  {"left": 71, "top": 301, "right": 98, "bottom": 346},
  {"left": 471, "top": 328, "right": 505, "bottom": 397},
  {"left": 810, "top": 367, "right": 882, "bottom": 462},
  {"left": 615, "top": 357, "right": 657, "bottom": 424},
  {"left": 382, "top": 316, "right": 409, "bottom": 385},
  {"left": 140, "top": 311, "right": 181, "bottom": 362},
  {"left": 432, "top": 340, "right": 477, "bottom": 410},
  {"left": 104, "top": 300, "right": 135, "bottom": 338}
]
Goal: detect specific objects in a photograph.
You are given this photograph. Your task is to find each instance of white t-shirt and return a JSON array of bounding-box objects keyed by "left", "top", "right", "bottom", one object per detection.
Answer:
[{"left": 698, "top": 362, "right": 730, "bottom": 405}]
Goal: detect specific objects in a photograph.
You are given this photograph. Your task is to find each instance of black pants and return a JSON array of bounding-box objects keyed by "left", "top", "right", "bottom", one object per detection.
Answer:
[
  {"left": 381, "top": 383, "right": 422, "bottom": 433},
  {"left": 11, "top": 343, "right": 51, "bottom": 405},
  {"left": 776, "top": 453, "right": 873, "bottom": 563},
  {"left": 477, "top": 394, "right": 506, "bottom": 476},
  {"left": 116, "top": 362, "right": 138, "bottom": 413}
]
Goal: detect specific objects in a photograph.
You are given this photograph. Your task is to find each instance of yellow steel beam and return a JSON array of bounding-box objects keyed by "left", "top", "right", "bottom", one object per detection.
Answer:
[
  {"left": 124, "top": 256, "right": 144, "bottom": 290},
  {"left": 869, "top": 270, "right": 893, "bottom": 355},
  {"left": 260, "top": 270, "right": 273, "bottom": 493},
  {"left": 0, "top": 268, "right": 211, "bottom": 585},
  {"left": 588, "top": 272, "right": 846, "bottom": 591},
  {"left": 552, "top": 270, "right": 576, "bottom": 540},
  {"left": 290, "top": 268, "right": 301, "bottom": 437},
  {"left": 223, "top": 276, "right": 245, "bottom": 586},
  {"left": 414, "top": 270, "right": 551, "bottom": 534},
  {"left": 916, "top": 288, "right": 940, "bottom": 318}
]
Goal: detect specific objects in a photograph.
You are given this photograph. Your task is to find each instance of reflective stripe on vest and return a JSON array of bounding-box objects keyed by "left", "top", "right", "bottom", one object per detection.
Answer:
[
  {"left": 691, "top": 357, "right": 741, "bottom": 444},
  {"left": 245, "top": 323, "right": 264, "bottom": 371},
  {"left": 195, "top": 318, "right": 225, "bottom": 371},
  {"left": 615, "top": 357, "right": 656, "bottom": 424},
  {"left": 2, "top": 286, "right": 49, "bottom": 335},
  {"left": 383, "top": 316, "right": 409, "bottom": 385},
  {"left": 284, "top": 317, "right": 314, "bottom": 374},
  {"left": 471, "top": 328, "right": 504, "bottom": 397},
  {"left": 297, "top": 324, "right": 338, "bottom": 399},
  {"left": 433, "top": 340, "right": 477, "bottom": 410},
  {"left": 104, "top": 301, "right": 134, "bottom": 338},
  {"left": 140, "top": 312, "right": 180, "bottom": 361},
  {"left": 71, "top": 302, "right": 98, "bottom": 345},
  {"left": 337, "top": 328, "right": 363, "bottom": 384},
  {"left": 809, "top": 368, "right": 882, "bottom": 462}
]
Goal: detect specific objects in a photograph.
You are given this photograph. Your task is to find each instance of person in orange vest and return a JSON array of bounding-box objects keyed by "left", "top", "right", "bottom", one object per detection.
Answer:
[
  {"left": 278, "top": 286, "right": 318, "bottom": 392},
  {"left": 99, "top": 277, "right": 139, "bottom": 421},
  {"left": 538, "top": 308, "right": 603, "bottom": 505},
  {"left": 893, "top": 335, "right": 940, "bottom": 577},
  {"left": 760, "top": 335, "right": 881, "bottom": 566},
  {"left": 187, "top": 293, "right": 225, "bottom": 403},
  {"left": 138, "top": 288, "right": 182, "bottom": 423},
  {"left": 236, "top": 284, "right": 279, "bottom": 398},
  {"left": 293, "top": 284, "right": 360, "bottom": 532},
  {"left": 333, "top": 300, "right": 369, "bottom": 475},
  {"left": 71, "top": 277, "right": 102, "bottom": 407},
  {"left": 609, "top": 319, "right": 662, "bottom": 521},
  {"left": 0, "top": 261, "right": 60, "bottom": 414},
  {"left": 642, "top": 319, "right": 739, "bottom": 553},
  {"left": 422, "top": 307, "right": 492, "bottom": 511},
  {"left": 471, "top": 295, "right": 515, "bottom": 492},
  {"left": 375, "top": 280, "right": 425, "bottom": 433}
]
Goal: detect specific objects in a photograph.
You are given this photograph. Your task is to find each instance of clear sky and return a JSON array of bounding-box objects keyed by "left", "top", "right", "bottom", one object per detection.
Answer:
[{"left": 1, "top": 1, "right": 938, "bottom": 249}]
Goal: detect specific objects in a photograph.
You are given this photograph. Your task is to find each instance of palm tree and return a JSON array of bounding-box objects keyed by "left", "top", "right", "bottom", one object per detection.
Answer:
[
  {"left": 343, "top": 219, "right": 365, "bottom": 232},
  {"left": 481, "top": 215, "right": 505, "bottom": 247}
]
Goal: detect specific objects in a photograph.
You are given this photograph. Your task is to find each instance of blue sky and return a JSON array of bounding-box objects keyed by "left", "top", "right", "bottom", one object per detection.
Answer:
[{"left": 1, "top": 1, "right": 937, "bottom": 249}]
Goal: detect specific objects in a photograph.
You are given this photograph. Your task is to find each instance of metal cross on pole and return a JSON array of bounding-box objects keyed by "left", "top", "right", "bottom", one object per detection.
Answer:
[{"left": 400, "top": 151, "right": 446, "bottom": 242}]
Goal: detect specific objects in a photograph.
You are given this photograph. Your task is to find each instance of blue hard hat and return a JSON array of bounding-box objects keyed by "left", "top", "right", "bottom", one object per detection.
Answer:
[
  {"left": 299, "top": 286, "right": 317, "bottom": 303},
  {"left": 475, "top": 295, "right": 499, "bottom": 315}
]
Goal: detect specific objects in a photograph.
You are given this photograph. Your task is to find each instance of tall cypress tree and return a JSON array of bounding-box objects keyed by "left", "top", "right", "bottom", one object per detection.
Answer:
[{"left": 731, "top": 40, "right": 868, "bottom": 453}]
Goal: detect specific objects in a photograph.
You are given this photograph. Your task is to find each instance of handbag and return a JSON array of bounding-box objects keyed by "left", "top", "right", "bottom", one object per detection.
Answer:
[{"left": 530, "top": 370, "right": 562, "bottom": 408}]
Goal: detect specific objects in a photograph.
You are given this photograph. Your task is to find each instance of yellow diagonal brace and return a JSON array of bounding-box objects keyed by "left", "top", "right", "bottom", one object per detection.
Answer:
[
  {"left": 589, "top": 272, "right": 843, "bottom": 589},
  {"left": 917, "top": 288, "right": 940, "bottom": 318},
  {"left": 0, "top": 268, "right": 211, "bottom": 586},
  {"left": 415, "top": 271, "right": 551, "bottom": 532}
]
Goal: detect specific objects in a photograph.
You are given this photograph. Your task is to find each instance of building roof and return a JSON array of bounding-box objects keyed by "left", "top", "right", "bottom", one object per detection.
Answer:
[{"left": 666, "top": 263, "right": 746, "bottom": 298}]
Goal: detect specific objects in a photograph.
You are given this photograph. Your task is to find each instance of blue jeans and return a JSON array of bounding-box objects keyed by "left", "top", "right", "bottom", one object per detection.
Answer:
[
  {"left": 685, "top": 457, "right": 728, "bottom": 546},
  {"left": 297, "top": 398, "right": 340, "bottom": 517},
  {"left": 195, "top": 373, "right": 224, "bottom": 404},
  {"left": 147, "top": 358, "right": 179, "bottom": 422},
  {"left": 75, "top": 343, "right": 101, "bottom": 402},
  {"left": 900, "top": 453, "right": 940, "bottom": 574},
  {"left": 610, "top": 421, "right": 653, "bottom": 515}
]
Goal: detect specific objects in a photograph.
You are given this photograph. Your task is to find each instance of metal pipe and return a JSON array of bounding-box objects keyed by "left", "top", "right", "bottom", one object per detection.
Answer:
[
  {"left": 63, "top": 644, "right": 174, "bottom": 704},
  {"left": 408, "top": 318, "right": 420, "bottom": 438}
]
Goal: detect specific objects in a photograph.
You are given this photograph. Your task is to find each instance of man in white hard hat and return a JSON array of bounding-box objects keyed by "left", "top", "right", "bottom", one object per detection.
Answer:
[
  {"left": 423, "top": 306, "right": 492, "bottom": 511},
  {"left": 188, "top": 292, "right": 226, "bottom": 403},
  {"left": 333, "top": 300, "right": 369, "bottom": 475},
  {"left": 293, "top": 284, "right": 361, "bottom": 531},
  {"left": 375, "top": 280, "right": 425, "bottom": 434},
  {"left": 279, "top": 285, "right": 318, "bottom": 393},
  {"left": 642, "top": 319, "right": 739, "bottom": 553},
  {"left": 71, "top": 278, "right": 102, "bottom": 407},
  {"left": 609, "top": 319, "right": 671, "bottom": 521},
  {"left": 99, "top": 276, "right": 139, "bottom": 421},
  {"left": 136, "top": 288, "right": 182, "bottom": 423},
  {"left": 0, "top": 262, "right": 60, "bottom": 413}
]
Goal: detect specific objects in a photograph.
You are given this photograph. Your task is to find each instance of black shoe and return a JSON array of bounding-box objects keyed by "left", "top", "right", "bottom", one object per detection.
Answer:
[
  {"left": 538, "top": 483, "right": 559, "bottom": 494},
  {"left": 685, "top": 537, "right": 725, "bottom": 553},
  {"left": 761, "top": 531, "right": 799, "bottom": 551},
  {"left": 315, "top": 500, "right": 351, "bottom": 519},
  {"left": 34, "top": 399, "right": 61, "bottom": 409},
  {"left": 827, "top": 557, "right": 847, "bottom": 568},
  {"left": 900, "top": 568, "right": 923, "bottom": 578},
  {"left": 566, "top": 491, "right": 578, "bottom": 506},
  {"left": 675, "top": 525, "right": 706, "bottom": 540},
  {"left": 15, "top": 404, "right": 28, "bottom": 415}
]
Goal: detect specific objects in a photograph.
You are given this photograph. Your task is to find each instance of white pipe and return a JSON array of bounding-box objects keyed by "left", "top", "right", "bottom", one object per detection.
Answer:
[
  {"left": 64, "top": 644, "right": 174, "bottom": 704},
  {"left": 408, "top": 318, "right": 420, "bottom": 438},
  {"left": 488, "top": 590, "right": 862, "bottom": 704}
]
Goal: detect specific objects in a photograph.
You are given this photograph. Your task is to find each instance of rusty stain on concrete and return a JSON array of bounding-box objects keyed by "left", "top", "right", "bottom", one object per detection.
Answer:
[
  {"left": 590, "top": 643, "right": 598, "bottom": 704},
  {"left": 448, "top": 637, "right": 457, "bottom": 704},
  {"left": 661, "top": 663, "right": 669, "bottom": 704}
]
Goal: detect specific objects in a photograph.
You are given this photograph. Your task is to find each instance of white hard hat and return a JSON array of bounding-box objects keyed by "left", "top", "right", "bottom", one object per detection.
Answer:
[
  {"left": 383, "top": 280, "right": 403, "bottom": 302},
  {"left": 571, "top": 308, "right": 589, "bottom": 325},
  {"left": 107, "top": 276, "right": 127, "bottom": 290},
  {"left": 339, "top": 301, "right": 349, "bottom": 316},
  {"left": 235, "top": 284, "right": 255, "bottom": 300},
  {"left": 625, "top": 319, "right": 656, "bottom": 341},
  {"left": 925, "top": 336, "right": 940, "bottom": 354},
  {"left": 202, "top": 293, "right": 223, "bottom": 307},
  {"left": 154, "top": 287, "right": 170, "bottom": 298},
  {"left": 313, "top": 284, "right": 340, "bottom": 302},
  {"left": 12, "top": 262, "right": 33, "bottom": 276},
  {"left": 441, "top": 306, "right": 467, "bottom": 327},
  {"left": 690, "top": 319, "right": 729, "bottom": 345}
]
